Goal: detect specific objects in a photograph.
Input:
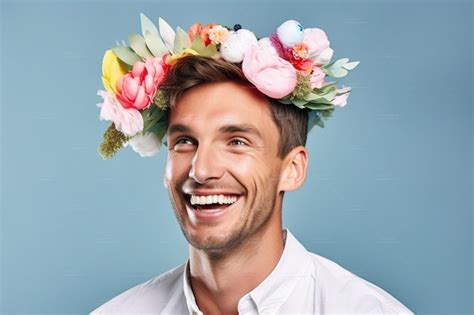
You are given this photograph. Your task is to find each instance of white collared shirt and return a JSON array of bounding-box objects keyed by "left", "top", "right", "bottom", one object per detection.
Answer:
[{"left": 91, "top": 229, "right": 414, "bottom": 314}]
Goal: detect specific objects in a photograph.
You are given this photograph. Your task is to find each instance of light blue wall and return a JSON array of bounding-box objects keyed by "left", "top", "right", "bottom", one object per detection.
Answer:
[{"left": 1, "top": 0, "right": 472, "bottom": 314}]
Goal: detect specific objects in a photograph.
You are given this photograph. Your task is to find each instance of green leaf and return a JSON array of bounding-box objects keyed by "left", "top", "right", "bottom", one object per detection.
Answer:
[
  {"left": 305, "top": 103, "right": 334, "bottom": 110},
  {"left": 277, "top": 98, "right": 292, "bottom": 105},
  {"left": 343, "top": 61, "right": 360, "bottom": 70},
  {"left": 111, "top": 46, "right": 143, "bottom": 66},
  {"left": 147, "top": 121, "right": 167, "bottom": 138},
  {"left": 140, "top": 13, "right": 159, "bottom": 38},
  {"left": 323, "top": 67, "right": 348, "bottom": 78},
  {"left": 319, "top": 108, "right": 335, "bottom": 119},
  {"left": 128, "top": 34, "right": 154, "bottom": 60},
  {"left": 141, "top": 106, "right": 166, "bottom": 133},
  {"left": 304, "top": 94, "right": 331, "bottom": 104},
  {"left": 332, "top": 58, "right": 349, "bottom": 69},
  {"left": 308, "top": 86, "right": 337, "bottom": 102},
  {"left": 140, "top": 13, "right": 169, "bottom": 57},
  {"left": 321, "top": 89, "right": 338, "bottom": 101},
  {"left": 318, "top": 82, "right": 338, "bottom": 94},
  {"left": 191, "top": 36, "right": 218, "bottom": 57},
  {"left": 315, "top": 118, "right": 325, "bottom": 128},
  {"left": 303, "top": 92, "right": 319, "bottom": 101},
  {"left": 158, "top": 17, "right": 175, "bottom": 51},
  {"left": 173, "top": 27, "right": 191, "bottom": 54},
  {"left": 291, "top": 99, "right": 309, "bottom": 108}
]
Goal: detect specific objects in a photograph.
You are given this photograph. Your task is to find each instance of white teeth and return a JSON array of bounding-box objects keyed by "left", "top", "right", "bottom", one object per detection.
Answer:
[{"left": 190, "top": 194, "right": 238, "bottom": 206}]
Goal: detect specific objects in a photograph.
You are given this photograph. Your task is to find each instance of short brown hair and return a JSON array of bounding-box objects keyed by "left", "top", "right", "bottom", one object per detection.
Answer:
[{"left": 161, "top": 55, "right": 308, "bottom": 159}]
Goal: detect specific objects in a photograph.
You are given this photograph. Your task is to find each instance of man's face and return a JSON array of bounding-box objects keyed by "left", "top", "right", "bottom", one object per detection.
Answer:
[{"left": 164, "top": 81, "right": 284, "bottom": 254}]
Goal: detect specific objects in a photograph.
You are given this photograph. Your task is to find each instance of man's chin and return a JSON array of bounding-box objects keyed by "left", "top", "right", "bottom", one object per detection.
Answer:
[{"left": 183, "top": 227, "right": 244, "bottom": 254}]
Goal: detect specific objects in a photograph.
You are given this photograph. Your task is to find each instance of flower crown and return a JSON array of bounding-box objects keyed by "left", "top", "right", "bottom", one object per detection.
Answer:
[{"left": 97, "top": 14, "right": 359, "bottom": 159}]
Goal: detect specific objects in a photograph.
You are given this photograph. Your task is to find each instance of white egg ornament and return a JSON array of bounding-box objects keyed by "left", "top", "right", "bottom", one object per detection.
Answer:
[
  {"left": 220, "top": 29, "right": 258, "bottom": 63},
  {"left": 277, "top": 20, "right": 304, "bottom": 48}
]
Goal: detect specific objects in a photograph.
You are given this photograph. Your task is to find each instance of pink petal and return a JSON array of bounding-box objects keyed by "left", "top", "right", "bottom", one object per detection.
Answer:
[{"left": 124, "top": 77, "right": 140, "bottom": 100}]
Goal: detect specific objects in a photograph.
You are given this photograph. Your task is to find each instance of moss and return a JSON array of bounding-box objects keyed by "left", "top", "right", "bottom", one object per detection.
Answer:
[
  {"left": 290, "top": 73, "right": 312, "bottom": 100},
  {"left": 153, "top": 88, "right": 169, "bottom": 110},
  {"left": 98, "top": 123, "right": 129, "bottom": 160}
]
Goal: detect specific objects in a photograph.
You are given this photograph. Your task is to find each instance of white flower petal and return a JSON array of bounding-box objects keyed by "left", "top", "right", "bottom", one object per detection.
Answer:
[{"left": 128, "top": 132, "right": 161, "bottom": 157}]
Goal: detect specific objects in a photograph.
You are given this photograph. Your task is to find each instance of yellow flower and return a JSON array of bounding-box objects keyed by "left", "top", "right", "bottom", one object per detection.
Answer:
[
  {"left": 165, "top": 48, "right": 200, "bottom": 66},
  {"left": 101, "top": 50, "right": 129, "bottom": 94}
]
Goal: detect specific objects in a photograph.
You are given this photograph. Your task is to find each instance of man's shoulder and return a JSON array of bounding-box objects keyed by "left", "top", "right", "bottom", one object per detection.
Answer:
[
  {"left": 306, "top": 252, "right": 413, "bottom": 314},
  {"left": 90, "top": 263, "right": 186, "bottom": 314}
]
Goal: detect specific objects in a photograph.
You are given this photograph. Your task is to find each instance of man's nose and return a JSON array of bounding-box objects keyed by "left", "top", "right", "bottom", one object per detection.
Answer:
[{"left": 188, "top": 142, "right": 225, "bottom": 184}]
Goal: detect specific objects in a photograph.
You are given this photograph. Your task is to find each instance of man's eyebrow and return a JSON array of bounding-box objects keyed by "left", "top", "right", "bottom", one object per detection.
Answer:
[
  {"left": 167, "top": 123, "right": 263, "bottom": 139},
  {"left": 167, "top": 124, "right": 192, "bottom": 135},
  {"left": 218, "top": 124, "right": 263, "bottom": 139}
]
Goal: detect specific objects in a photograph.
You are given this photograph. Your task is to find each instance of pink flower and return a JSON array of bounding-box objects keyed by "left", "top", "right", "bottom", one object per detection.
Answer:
[
  {"left": 116, "top": 58, "right": 167, "bottom": 110},
  {"left": 310, "top": 66, "right": 325, "bottom": 89},
  {"left": 97, "top": 90, "right": 144, "bottom": 137},
  {"left": 242, "top": 45, "right": 297, "bottom": 99},
  {"left": 331, "top": 86, "right": 351, "bottom": 107},
  {"left": 303, "top": 28, "right": 330, "bottom": 61}
]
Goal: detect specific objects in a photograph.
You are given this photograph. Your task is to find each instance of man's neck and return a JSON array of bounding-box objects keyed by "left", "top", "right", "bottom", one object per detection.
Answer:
[{"left": 187, "top": 216, "right": 285, "bottom": 315}]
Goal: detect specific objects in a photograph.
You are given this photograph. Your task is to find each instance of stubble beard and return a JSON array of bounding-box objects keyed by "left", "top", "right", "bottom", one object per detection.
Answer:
[{"left": 167, "top": 184, "right": 278, "bottom": 259}]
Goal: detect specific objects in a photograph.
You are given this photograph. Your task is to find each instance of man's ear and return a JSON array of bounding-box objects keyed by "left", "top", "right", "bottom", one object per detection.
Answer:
[{"left": 278, "top": 146, "right": 309, "bottom": 192}]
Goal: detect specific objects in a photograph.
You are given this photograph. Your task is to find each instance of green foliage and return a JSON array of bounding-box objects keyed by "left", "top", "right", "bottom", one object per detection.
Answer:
[
  {"left": 128, "top": 33, "right": 153, "bottom": 60},
  {"left": 323, "top": 58, "right": 359, "bottom": 78},
  {"left": 98, "top": 123, "right": 129, "bottom": 159},
  {"left": 111, "top": 46, "right": 142, "bottom": 66},
  {"left": 191, "top": 36, "right": 218, "bottom": 57},
  {"left": 140, "top": 13, "right": 169, "bottom": 57},
  {"left": 141, "top": 105, "right": 165, "bottom": 134},
  {"left": 173, "top": 27, "right": 192, "bottom": 54}
]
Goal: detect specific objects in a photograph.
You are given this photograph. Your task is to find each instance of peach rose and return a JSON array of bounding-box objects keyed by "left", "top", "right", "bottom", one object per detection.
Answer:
[
  {"left": 188, "top": 23, "right": 203, "bottom": 42},
  {"left": 201, "top": 24, "right": 218, "bottom": 45}
]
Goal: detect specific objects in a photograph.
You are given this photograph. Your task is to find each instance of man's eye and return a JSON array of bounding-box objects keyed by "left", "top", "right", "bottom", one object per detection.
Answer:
[
  {"left": 229, "top": 139, "right": 247, "bottom": 146},
  {"left": 174, "top": 138, "right": 194, "bottom": 146}
]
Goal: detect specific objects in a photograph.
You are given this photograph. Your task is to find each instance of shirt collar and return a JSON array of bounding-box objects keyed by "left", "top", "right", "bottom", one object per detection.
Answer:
[
  {"left": 183, "top": 259, "right": 201, "bottom": 314},
  {"left": 245, "top": 228, "right": 313, "bottom": 313},
  {"left": 182, "top": 227, "right": 313, "bottom": 314}
]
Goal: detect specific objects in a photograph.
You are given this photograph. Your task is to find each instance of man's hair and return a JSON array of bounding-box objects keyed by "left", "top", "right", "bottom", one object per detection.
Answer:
[{"left": 161, "top": 55, "right": 308, "bottom": 159}]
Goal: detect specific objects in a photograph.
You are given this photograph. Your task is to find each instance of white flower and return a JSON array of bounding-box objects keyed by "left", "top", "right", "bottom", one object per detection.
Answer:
[
  {"left": 126, "top": 132, "right": 161, "bottom": 157},
  {"left": 314, "top": 47, "right": 334, "bottom": 66},
  {"left": 220, "top": 29, "right": 258, "bottom": 63},
  {"left": 276, "top": 20, "right": 304, "bottom": 47},
  {"left": 257, "top": 37, "right": 278, "bottom": 55},
  {"left": 97, "top": 90, "right": 144, "bottom": 137}
]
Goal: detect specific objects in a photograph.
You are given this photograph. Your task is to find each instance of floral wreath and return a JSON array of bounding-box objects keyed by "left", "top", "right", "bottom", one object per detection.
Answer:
[{"left": 97, "top": 14, "right": 359, "bottom": 159}]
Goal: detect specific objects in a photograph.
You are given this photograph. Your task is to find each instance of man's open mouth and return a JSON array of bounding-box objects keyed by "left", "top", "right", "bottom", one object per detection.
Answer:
[{"left": 184, "top": 194, "right": 240, "bottom": 211}]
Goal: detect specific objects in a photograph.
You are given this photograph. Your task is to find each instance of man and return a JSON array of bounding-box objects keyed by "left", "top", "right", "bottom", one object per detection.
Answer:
[{"left": 91, "top": 56, "right": 414, "bottom": 314}]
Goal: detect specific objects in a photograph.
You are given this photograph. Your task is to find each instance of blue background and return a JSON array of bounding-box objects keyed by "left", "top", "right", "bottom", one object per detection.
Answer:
[{"left": 1, "top": 0, "right": 472, "bottom": 314}]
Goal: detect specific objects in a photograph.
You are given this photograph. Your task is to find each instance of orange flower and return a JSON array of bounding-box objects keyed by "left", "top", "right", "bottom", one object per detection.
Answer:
[
  {"left": 292, "top": 43, "right": 309, "bottom": 60},
  {"left": 201, "top": 23, "right": 218, "bottom": 46},
  {"left": 188, "top": 23, "right": 203, "bottom": 42}
]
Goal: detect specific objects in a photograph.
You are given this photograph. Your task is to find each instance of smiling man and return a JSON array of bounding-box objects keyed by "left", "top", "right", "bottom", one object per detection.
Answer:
[
  {"left": 92, "top": 56, "right": 413, "bottom": 314},
  {"left": 92, "top": 17, "right": 413, "bottom": 315}
]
